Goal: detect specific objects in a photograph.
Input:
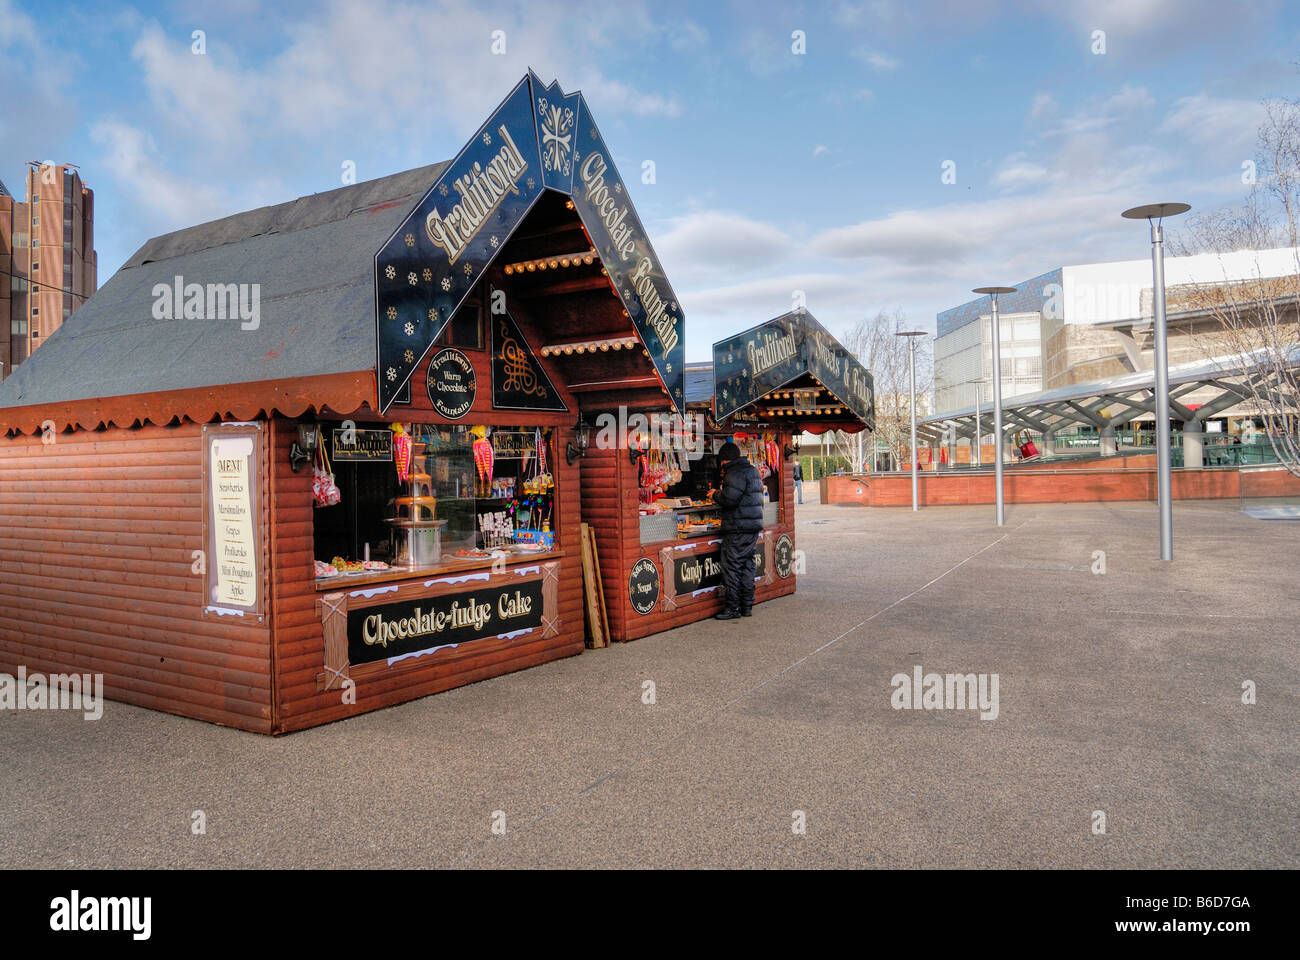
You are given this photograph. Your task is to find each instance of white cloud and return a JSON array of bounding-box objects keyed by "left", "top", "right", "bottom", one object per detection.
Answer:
[
  {"left": 574, "top": 73, "right": 682, "bottom": 118},
  {"left": 853, "top": 88, "right": 877, "bottom": 104},
  {"left": 1160, "top": 94, "right": 1267, "bottom": 159},
  {"left": 813, "top": 144, "right": 829, "bottom": 157},
  {"left": 654, "top": 211, "right": 795, "bottom": 286},
  {"left": 852, "top": 47, "right": 901, "bottom": 71},
  {"left": 1106, "top": 83, "right": 1156, "bottom": 113},
  {"left": 0, "top": 0, "right": 80, "bottom": 161},
  {"left": 127, "top": 0, "right": 683, "bottom": 146},
  {"left": 131, "top": 24, "right": 255, "bottom": 143},
  {"left": 670, "top": 20, "right": 709, "bottom": 51},
  {"left": 993, "top": 154, "right": 1051, "bottom": 188},
  {"left": 1028, "top": 92, "right": 1058, "bottom": 124},
  {"left": 89, "top": 121, "right": 230, "bottom": 229},
  {"left": 1034, "top": 0, "right": 1273, "bottom": 53}
]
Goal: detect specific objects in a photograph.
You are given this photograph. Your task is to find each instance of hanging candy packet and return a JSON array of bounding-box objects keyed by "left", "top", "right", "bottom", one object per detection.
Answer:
[{"left": 312, "top": 437, "right": 342, "bottom": 508}]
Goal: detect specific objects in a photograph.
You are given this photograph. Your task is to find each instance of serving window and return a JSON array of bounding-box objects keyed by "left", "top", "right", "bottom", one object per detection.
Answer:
[
  {"left": 637, "top": 429, "right": 783, "bottom": 544},
  {"left": 311, "top": 421, "right": 558, "bottom": 585}
]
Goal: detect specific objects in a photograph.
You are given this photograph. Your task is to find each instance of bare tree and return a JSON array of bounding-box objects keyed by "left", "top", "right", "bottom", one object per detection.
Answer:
[
  {"left": 834, "top": 310, "right": 933, "bottom": 471},
  {"left": 1173, "top": 96, "right": 1300, "bottom": 477}
]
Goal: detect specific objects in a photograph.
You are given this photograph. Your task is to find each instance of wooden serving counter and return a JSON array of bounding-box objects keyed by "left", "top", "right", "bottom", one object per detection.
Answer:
[{"left": 313, "top": 549, "right": 564, "bottom": 591}]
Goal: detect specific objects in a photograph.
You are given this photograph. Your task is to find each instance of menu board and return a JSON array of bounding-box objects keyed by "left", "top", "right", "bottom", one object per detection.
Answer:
[{"left": 202, "top": 424, "right": 264, "bottom": 618}]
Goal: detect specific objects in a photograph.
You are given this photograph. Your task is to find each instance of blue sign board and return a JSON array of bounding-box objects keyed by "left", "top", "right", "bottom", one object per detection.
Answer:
[
  {"left": 569, "top": 97, "right": 685, "bottom": 413},
  {"left": 712, "top": 309, "right": 875, "bottom": 429},
  {"left": 375, "top": 72, "right": 685, "bottom": 416}
]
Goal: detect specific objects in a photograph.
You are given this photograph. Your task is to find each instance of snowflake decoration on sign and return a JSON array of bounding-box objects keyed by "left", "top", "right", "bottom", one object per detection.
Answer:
[
  {"left": 386, "top": 367, "right": 397, "bottom": 382},
  {"left": 573, "top": 150, "right": 580, "bottom": 167},
  {"left": 404, "top": 321, "right": 414, "bottom": 336},
  {"left": 404, "top": 233, "right": 415, "bottom": 247},
  {"left": 408, "top": 272, "right": 418, "bottom": 286},
  {"left": 441, "top": 278, "right": 451, "bottom": 291},
  {"left": 670, "top": 301, "right": 677, "bottom": 311},
  {"left": 463, "top": 263, "right": 473, "bottom": 276},
  {"left": 526, "top": 178, "right": 535, "bottom": 191},
  {"left": 483, "top": 132, "right": 492, "bottom": 146},
  {"left": 386, "top": 306, "right": 397, "bottom": 320},
  {"left": 385, "top": 265, "right": 396, "bottom": 280},
  {"left": 439, "top": 184, "right": 448, "bottom": 196},
  {"left": 666, "top": 362, "right": 672, "bottom": 373},
  {"left": 589, "top": 127, "right": 597, "bottom": 139},
  {"left": 489, "top": 235, "right": 499, "bottom": 248},
  {"left": 404, "top": 349, "right": 415, "bottom": 364},
  {"left": 538, "top": 98, "right": 575, "bottom": 176},
  {"left": 428, "top": 308, "right": 439, "bottom": 322},
  {"left": 614, "top": 182, "right": 622, "bottom": 194},
  {"left": 422, "top": 268, "right": 432, "bottom": 282}
]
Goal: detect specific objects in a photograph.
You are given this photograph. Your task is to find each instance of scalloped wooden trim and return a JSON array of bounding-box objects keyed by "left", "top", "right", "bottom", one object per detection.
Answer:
[{"left": 0, "top": 371, "right": 378, "bottom": 437}]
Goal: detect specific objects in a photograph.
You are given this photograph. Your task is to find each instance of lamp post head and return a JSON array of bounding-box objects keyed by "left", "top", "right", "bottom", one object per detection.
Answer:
[
  {"left": 972, "top": 286, "right": 1017, "bottom": 296},
  {"left": 1121, "top": 202, "right": 1190, "bottom": 221}
]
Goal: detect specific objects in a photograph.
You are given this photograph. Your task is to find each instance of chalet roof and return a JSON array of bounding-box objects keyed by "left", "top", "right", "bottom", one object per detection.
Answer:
[{"left": 0, "top": 163, "right": 445, "bottom": 424}]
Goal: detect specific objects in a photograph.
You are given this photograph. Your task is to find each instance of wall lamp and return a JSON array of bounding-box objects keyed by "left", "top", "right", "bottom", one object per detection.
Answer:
[
  {"left": 628, "top": 431, "right": 649, "bottom": 464},
  {"left": 566, "top": 415, "right": 592, "bottom": 465},
  {"left": 291, "top": 423, "right": 319, "bottom": 472}
]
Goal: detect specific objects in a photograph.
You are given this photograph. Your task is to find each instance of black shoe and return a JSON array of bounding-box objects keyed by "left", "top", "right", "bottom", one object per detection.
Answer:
[
  {"left": 715, "top": 609, "right": 742, "bottom": 621},
  {"left": 740, "top": 608, "right": 752, "bottom": 617}
]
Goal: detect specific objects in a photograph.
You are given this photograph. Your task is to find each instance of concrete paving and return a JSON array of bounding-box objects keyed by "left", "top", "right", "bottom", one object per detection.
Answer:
[{"left": 2, "top": 498, "right": 1296, "bottom": 869}]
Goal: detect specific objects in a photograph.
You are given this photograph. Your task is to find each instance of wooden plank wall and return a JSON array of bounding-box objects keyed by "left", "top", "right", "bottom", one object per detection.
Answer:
[
  {"left": 579, "top": 441, "right": 631, "bottom": 643},
  {"left": 0, "top": 422, "right": 275, "bottom": 732}
]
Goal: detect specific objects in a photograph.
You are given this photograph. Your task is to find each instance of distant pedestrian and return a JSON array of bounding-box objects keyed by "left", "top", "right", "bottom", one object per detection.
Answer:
[{"left": 792, "top": 459, "right": 804, "bottom": 504}]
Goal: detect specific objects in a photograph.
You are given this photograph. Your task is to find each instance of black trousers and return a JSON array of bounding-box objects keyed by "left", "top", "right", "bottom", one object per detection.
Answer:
[{"left": 721, "top": 531, "right": 759, "bottom": 612}]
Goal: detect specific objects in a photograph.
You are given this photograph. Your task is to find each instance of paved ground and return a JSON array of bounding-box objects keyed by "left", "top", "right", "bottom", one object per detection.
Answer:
[{"left": 3, "top": 496, "right": 1297, "bottom": 869}]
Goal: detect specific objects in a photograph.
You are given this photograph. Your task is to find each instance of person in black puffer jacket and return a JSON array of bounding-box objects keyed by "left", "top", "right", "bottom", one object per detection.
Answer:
[{"left": 711, "top": 441, "right": 765, "bottom": 620}]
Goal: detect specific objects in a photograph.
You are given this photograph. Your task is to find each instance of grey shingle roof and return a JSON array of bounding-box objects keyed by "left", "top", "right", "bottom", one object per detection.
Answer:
[{"left": 0, "top": 163, "right": 445, "bottom": 410}]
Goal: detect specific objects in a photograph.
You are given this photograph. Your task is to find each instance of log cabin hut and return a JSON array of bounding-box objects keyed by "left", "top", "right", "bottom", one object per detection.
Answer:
[
  {"left": 585, "top": 308, "right": 875, "bottom": 642},
  {"left": 0, "top": 73, "right": 691, "bottom": 734}
]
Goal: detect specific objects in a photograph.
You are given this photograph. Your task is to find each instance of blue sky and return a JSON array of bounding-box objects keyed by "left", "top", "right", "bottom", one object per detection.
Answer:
[{"left": 3, "top": 0, "right": 1297, "bottom": 359}]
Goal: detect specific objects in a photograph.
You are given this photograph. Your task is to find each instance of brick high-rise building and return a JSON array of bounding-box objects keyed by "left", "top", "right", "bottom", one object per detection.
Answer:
[{"left": 0, "top": 163, "right": 97, "bottom": 380}]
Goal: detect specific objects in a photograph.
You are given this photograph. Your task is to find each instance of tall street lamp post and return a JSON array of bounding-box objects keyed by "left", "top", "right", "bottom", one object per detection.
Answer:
[
  {"left": 1122, "top": 202, "right": 1190, "bottom": 561},
  {"left": 896, "top": 330, "right": 928, "bottom": 511},
  {"left": 972, "top": 287, "right": 1017, "bottom": 526}
]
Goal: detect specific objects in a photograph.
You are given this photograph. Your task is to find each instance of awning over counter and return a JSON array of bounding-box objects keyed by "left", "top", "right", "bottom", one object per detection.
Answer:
[{"left": 711, "top": 309, "right": 875, "bottom": 433}]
